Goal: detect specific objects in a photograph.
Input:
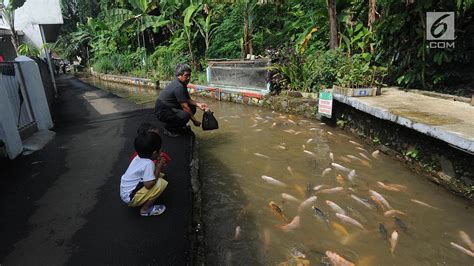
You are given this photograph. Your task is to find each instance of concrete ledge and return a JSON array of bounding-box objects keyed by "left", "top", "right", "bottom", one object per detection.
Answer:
[
  {"left": 188, "top": 83, "right": 268, "bottom": 106},
  {"left": 333, "top": 93, "right": 474, "bottom": 153},
  {"left": 90, "top": 71, "right": 158, "bottom": 88},
  {"left": 189, "top": 138, "right": 205, "bottom": 265}
]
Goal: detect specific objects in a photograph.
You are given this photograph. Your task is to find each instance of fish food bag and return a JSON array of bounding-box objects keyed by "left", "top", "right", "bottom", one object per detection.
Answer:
[{"left": 202, "top": 111, "right": 219, "bottom": 131}]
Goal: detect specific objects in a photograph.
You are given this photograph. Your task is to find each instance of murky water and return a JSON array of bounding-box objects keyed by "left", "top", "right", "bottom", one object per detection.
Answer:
[{"left": 82, "top": 76, "right": 474, "bottom": 266}]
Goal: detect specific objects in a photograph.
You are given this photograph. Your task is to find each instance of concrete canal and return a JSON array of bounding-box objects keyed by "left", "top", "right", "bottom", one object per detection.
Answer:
[{"left": 80, "top": 76, "right": 474, "bottom": 265}]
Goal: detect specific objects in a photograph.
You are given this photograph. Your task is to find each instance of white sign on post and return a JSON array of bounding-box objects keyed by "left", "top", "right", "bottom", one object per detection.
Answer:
[{"left": 318, "top": 91, "right": 333, "bottom": 118}]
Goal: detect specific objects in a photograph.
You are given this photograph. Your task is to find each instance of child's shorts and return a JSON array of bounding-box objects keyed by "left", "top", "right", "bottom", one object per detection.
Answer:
[{"left": 129, "top": 175, "right": 168, "bottom": 207}]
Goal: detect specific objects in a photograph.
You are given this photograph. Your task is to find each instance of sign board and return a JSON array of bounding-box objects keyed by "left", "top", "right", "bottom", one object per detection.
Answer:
[{"left": 318, "top": 91, "right": 333, "bottom": 118}]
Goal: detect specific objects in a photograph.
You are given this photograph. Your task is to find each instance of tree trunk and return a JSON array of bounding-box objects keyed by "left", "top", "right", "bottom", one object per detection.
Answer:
[
  {"left": 327, "top": 0, "right": 338, "bottom": 49},
  {"left": 368, "top": 0, "right": 377, "bottom": 53}
]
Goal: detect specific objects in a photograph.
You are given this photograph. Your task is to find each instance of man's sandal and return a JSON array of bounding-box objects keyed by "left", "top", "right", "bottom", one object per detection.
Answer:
[{"left": 140, "top": 204, "right": 166, "bottom": 216}]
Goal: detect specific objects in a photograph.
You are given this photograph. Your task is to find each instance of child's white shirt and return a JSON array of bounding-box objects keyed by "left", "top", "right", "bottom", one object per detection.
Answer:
[{"left": 120, "top": 156, "right": 156, "bottom": 204}]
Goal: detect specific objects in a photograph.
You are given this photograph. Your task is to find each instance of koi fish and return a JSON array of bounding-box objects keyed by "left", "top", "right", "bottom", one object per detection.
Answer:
[
  {"left": 254, "top": 153, "right": 270, "bottom": 159},
  {"left": 269, "top": 201, "right": 289, "bottom": 223},
  {"left": 347, "top": 170, "right": 356, "bottom": 182},
  {"left": 359, "top": 152, "right": 371, "bottom": 161},
  {"left": 331, "top": 163, "right": 351, "bottom": 172},
  {"left": 372, "top": 150, "right": 380, "bottom": 158},
  {"left": 271, "top": 122, "right": 277, "bottom": 128},
  {"left": 284, "top": 129, "right": 296, "bottom": 134},
  {"left": 234, "top": 226, "right": 242, "bottom": 240},
  {"left": 390, "top": 230, "right": 399, "bottom": 254},
  {"left": 450, "top": 242, "right": 474, "bottom": 257},
  {"left": 298, "top": 196, "right": 318, "bottom": 212},
  {"left": 384, "top": 210, "right": 407, "bottom": 217},
  {"left": 329, "top": 152, "right": 334, "bottom": 162},
  {"left": 302, "top": 144, "right": 306, "bottom": 149},
  {"left": 280, "top": 216, "right": 301, "bottom": 232},
  {"left": 313, "top": 185, "right": 327, "bottom": 191},
  {"left": 459, "top": 230, "right": 474, "bottom": 250},
  {"left": 336, "top": 174, "right": 345, "bottom": 185},
  {"left": 346, "top": 155, "right": 362, "bottom": 161},
  {"left": 379, "top": 223, "right": 388, "bottom": 241},
  {"left": 322, "top": 168, "right": 332, "bottom": 177},
  {"left": 287, "top": 166, "right": 294, "bottom": 176},
  {"left": 377, "top": 181, "right": 400, "bottom": 192},
  {"left": 326, "top": 200, "right": 346, "bottom": 215},
  {"left": 276, "top": 145, "right": 287, "bottom": 150},
  {"left": 306, "top": 138, "right": 313, "bottom": 144},
  {"left": 351, "top": 194, "right": 375, "bottom": 210},
  {"left": 262, "top": 175, "right": 287, "bottom": 187},
  {"left": 394, "top": 216, "right": 408, "bottom": 233},
  {"left": 370, "top": 195, "right": 386, "bottom": 211},
  {"left": 410, "top": 199, "right": 440, "bottom": 210},
  {"left": 250, "top": 123, "right": 258, "bottom": 128},
  {"left": 349, "top": 140, "right": 362, "bottom": 146},
  {"left": 325, "top": 251, "right": 355, "bottom": 266},
  {"left": 282, "top": 193, "right": 300, "bottom": 203},
  {"left": 331, "top": 222, "right": 349, "bottom": 237},
  {"left": 303, "top": 150, "right": 316, "bottom": 156},
  {"left": 309, "top": 128, "right": 318, "bottom": 131},
  {"left": 317, "top": 187, "right": 344, "bottom": 194},
  {"left": 336, "top": 213, "right": 366, "bottom": 230},
  {"left": 369, "top": 190, "right": 393, "bottom": 210},
  {"left": 327, "top": 131, "right": 334, "bottom": 135},
  {"left": 356, "top": 146, "right": 369, "bottom": 153},
  {"left": 312, "top": 206, "right": 329, "bottom": 226}
]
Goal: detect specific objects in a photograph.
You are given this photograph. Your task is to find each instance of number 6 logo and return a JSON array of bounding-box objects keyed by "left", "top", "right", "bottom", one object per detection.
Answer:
[{"left": 427, "top": 12, "right": 455, "bottom": 40}]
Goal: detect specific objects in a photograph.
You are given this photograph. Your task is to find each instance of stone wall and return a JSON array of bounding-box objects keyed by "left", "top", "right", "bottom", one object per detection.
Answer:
[{"left": 328, "top": 100, "right": 474, "bottom": 200}]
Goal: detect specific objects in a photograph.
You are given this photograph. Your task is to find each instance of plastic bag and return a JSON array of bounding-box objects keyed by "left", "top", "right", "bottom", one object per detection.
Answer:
[{"left": 202, "top": 111, "right": 219, "bottom": 131}]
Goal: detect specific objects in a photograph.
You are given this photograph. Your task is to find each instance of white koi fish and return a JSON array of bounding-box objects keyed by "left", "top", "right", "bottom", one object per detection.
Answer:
[
  {"left": 326, "top": 200, "right": 346, "bottom": 215},
  {"left": 327, "top": 131, "right": 334, "bottom": 135},
  {"left": 451, "top": 242, "right": 474, "bottom": 257},
  {"left": 359, "top": 152, "right": 371, "bottom": 160},
  {"left": 254, "top": 153, "right": 270, "bottom": 159},
  {"left": 271, "top": 122, "right": 277, "bottom": 128},
  {"left": 331, "top": 163, "right": 351, "bottom": 172},
  {"left": 276, "top": 145, "right": 287, "bottom": 150},
  {"left": 459, "top": 230, "right": 474, "bottom": 251},
  {"left": 351, "top": 194, "right": 375, "bottom": 210},
  {"left": 261, "top": 175, "right": 287, "bottom": 187},
  {"left": 309, "top": 128, "right": 318, "bottom": 131},
  {"left": 322, "top": 168, "right": 332, "bottom": 177},
  {"left": 250, "top": 123, "right": 258, "bottom": 128},
  {"left": 313, "top": 185, "right": 327, "bottom": 191},
  {"left": 284, "top": 129, "right": 296, "bottom": 134},
  {"left": 356, "top": 146, "right": 369, "bottom": 153},
  {"left": 302, "top": 144, "right": 306, "bottom": 149},
  {"left": 384, "top": 210, "right": 407, "bottom": 217},
  {"left": 346, "top": 155, "right": 362, "bottom": 161},
  {"left": 287, "top": 166, "right": 294, "bottom": 176},
  {"left": 234, "top": 226, "right": 242, "bottom": 240},
  {"left": 372, "top": 150, "right": 380, "bottom": 158},
  {"left": 347, "top": 169, "right": 356, "bottom": 182},
  {"left": 298, "top": 196, "right": 318, "bottom": 212},
  {"left": 287, "top": 119, "right": 296, "bottom": 124},
  {"left": 306, "top": 138, "right": 313, "bottom": 144},
  {"left": 369, "top": 190, "right": 393, "bottom": 210},
  {"left": 282, "top": 193, "right": 300, "bottom": 203},
  {"left": 336, "top": 213, "right": 366, "bottom": 230},
  {"left": 349, "top": 140, "right": 362, "bottom": 146},
  {"left": 390, "top": 231, "right": 399, "bottom": 254},
  {"left": 303, "top": 150, "right": 316, "bottom": 156},
  {"left": 329, "top": 152, "right": 334, "bottom": 162},
  {"left": 317, "top": 187, "right": 344, "bottom": 194},
  {"left": 280, "top": 216, "right": 301, "bottom": 232},
  {"left": 410, "top": 199, "right": 440, "bottom": 210},
  {"left": 325, "top": 251, "right": 355, "bottom": 266}
]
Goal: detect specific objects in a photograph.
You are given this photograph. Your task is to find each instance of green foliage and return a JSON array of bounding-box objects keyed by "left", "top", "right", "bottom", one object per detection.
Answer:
[
  {"left": 17, "top": 43, "right": 41, "bottom": 57},
  {"left": 92, "top": 57, "right": 114, "bottom": 73},
  {"left": 336, "top": 53, "right": 387, "bottom": 88}
]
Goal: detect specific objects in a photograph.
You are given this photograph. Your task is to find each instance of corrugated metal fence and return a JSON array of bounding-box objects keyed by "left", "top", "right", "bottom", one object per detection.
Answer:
[{"left": 0, "top": 62, "right": 37, "bottom": 139}]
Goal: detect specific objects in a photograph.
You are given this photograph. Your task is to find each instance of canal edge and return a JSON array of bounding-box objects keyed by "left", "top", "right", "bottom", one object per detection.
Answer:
[{"left": 189, "top": 135, "right": 206, "bottom": 265}]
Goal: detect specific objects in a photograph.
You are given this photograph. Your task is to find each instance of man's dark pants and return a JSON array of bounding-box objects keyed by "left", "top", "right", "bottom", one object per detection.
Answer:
[{"left": 156, "top": 105, "right": 196, "bottom": 132}]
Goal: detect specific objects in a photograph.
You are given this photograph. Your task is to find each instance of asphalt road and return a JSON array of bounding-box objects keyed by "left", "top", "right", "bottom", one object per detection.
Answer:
[{"left": 0, "top": 75, "right": 194, "bottom": 265}]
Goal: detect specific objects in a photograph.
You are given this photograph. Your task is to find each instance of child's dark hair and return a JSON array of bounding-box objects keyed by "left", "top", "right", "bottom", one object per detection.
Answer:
[
  {"left": 134, "top": 132, "right": 162, "bottom": 159},
  {"left": 137, "top": 123, "right": 158, "bottom": 135}
]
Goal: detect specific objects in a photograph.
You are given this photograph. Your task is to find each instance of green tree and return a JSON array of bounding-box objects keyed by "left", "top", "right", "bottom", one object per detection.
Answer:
[{"left": 0, "top": 0, "right": 26, "bottom": 54}]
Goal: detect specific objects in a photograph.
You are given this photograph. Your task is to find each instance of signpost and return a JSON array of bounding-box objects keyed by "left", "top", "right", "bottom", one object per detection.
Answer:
[{"left": 318, "top": 91, "right": 333, "bottom": 118}]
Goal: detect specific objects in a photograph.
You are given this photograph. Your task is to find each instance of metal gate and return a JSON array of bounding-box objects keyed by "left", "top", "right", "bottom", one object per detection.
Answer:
[{"left": 0, "top": 62, "right": 37, "bottom": 139}]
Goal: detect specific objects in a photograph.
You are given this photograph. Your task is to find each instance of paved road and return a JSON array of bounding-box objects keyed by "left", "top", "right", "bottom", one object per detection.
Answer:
[{"left": 0, "top": 75, "right": 194, "bottom": 265}]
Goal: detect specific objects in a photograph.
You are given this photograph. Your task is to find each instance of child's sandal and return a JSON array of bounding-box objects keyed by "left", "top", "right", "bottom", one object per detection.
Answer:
[{"left": 140, "top": 204, "right": 166, "bottom": 216}]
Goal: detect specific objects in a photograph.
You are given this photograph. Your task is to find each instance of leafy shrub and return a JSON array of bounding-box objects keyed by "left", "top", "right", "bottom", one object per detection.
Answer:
[
  {"left": 336, "top": 53, "right": 387, "bottom": 88},
  {"left": 92, "top": 57, "right": 114, "bottom": 73}
]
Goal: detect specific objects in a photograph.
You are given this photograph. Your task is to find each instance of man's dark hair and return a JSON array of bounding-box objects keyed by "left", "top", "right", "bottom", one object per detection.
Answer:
[
  {"left": 136, "top": 123, "right": 158, "bottom": 135},
  {"left": 175, "top": 63, "right": 192, "bottom": 77},
  {"left": 134, "top": 132, "right": 162, "bottom": 159}
]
